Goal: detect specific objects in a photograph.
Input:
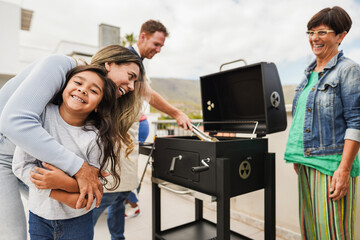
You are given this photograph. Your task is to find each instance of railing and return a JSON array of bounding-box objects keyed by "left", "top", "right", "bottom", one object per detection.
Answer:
[
  {"left": 150, "top": 119, "right": 249, "bottom": 139},
  {"left": 152, "top": 119, "right": 203, "bottom": 137}
]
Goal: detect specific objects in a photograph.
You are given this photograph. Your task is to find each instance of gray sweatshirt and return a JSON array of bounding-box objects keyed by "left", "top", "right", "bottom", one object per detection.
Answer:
[
  {"left": 0, "top": 54, "right": 83, "bottom": 176},
  {"left": 13, "top": 104, "right": 101, "bottom": 220}
]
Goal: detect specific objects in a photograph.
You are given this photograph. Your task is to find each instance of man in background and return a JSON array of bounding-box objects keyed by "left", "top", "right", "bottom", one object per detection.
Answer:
[{"left": 129, "top": 19, "right": 190, "bottom": 125}]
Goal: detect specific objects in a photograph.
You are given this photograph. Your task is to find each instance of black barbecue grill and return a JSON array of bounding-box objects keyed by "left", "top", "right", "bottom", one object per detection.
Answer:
[{"left": 142, "top": 61, "right": 287, "bottom": 240}]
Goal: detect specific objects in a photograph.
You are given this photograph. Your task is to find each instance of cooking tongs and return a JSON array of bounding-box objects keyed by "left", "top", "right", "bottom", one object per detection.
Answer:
[{"left": 192, "top": 125, "right": 219, "bottom": 142}]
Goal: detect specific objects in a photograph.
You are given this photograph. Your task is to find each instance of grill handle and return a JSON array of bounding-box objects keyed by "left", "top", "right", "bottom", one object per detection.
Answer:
[
  {"left": 158, "top": 183, "right": 192, "bottom": 195},
  {"left": 169, "top": 155, "right": 182, "bottom": 173},
  {"left": 219, "top": 59, "right": 247, "bottom": 71},
  {"left": 191, "top": 166, "right": 209, "bottom": 173},
  {"left": 191, "top": 158, "right": 210, "bottom": 173}
]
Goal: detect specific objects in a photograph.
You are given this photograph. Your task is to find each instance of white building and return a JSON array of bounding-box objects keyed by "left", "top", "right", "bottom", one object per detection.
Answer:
[
  {"left": 2, "top": 1, "right": 360, "bottom": 239},
  {"left": 0, "top": 1, "right": 116, "bottom": 87}
]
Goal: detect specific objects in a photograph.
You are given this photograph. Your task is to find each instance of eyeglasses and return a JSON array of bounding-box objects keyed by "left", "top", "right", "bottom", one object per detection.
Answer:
[{"left": 306, "top": 30, "right": 335, "bottom": 38}]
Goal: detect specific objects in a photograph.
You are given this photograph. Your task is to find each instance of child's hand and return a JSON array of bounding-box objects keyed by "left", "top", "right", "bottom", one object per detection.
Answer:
[{"left": 30, "top": 162, "right": 79, "bottom": 192}]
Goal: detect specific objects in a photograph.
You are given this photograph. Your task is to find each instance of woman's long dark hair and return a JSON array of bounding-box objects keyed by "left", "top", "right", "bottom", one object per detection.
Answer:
[{"left": 53, "top": 65, "right": 121, "bottom": 190}]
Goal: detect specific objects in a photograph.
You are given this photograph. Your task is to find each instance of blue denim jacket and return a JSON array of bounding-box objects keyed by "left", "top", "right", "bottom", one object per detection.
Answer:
[{"left": 292, "top": 51, "right": 360, "bottom": 156}]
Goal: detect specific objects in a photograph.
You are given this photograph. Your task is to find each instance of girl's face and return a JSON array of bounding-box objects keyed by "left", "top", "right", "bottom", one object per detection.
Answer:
[
  {"left": 62, "top": 71, "right": 104, "bottom": 116},
  {"left": 105, "top": 62, "right": 140, "bottom": 98}
]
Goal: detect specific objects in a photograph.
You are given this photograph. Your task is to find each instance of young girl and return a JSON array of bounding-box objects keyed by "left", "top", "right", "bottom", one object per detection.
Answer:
[
  {"left": 12, "top": 65, "right": 121, "bottom": 240},
  {"left": 0, "top": 45, "right": 146, "bottom": 239}
]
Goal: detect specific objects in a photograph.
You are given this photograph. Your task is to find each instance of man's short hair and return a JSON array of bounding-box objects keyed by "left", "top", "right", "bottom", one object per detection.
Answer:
[{"left": 140, "top": 20, "right": 169, "bottom": 37}]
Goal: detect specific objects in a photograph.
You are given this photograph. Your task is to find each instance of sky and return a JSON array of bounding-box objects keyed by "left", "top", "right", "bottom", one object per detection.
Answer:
[{"left": 5, "top": 0, "right": 360, "bottom": 85}]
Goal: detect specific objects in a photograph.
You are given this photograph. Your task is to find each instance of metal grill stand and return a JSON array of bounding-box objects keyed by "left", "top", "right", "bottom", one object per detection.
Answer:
[
  {"left": 142, "top": 62, "right": 285, "bottom": 240},
  {"left": 141, "top": 144, "right": 276, "bottom": 240}
]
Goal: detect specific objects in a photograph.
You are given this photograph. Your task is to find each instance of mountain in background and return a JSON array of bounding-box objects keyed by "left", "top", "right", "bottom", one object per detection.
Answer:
[
  {"left": 150, "top": 77, "right": 202, "bottom": 118},
  {"left": 150, "top": 77, "right": 296, "bottom": 118}
]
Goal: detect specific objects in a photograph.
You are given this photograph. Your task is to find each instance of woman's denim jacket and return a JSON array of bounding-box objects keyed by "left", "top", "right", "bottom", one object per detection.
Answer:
[{"left": 292, "top": 51, "right": 360, "bottom": 156}]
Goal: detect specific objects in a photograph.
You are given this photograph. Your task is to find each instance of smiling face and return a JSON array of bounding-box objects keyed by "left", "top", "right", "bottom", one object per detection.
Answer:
[
  {"left": 61, "top": 70, "right": 104, "bottom": 120},
  {"left": 105, "top": 62, "right": 140, "bottom": 98},
  {"left": 138, "top": 31, "right": 166, "bottom": 59},
  {"left": 308, "top": 24, "right": 346, "bottom": 62}
]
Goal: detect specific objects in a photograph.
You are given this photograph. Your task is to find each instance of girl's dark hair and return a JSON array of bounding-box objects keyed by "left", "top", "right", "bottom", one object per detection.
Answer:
[
  {"left": 53, "top": 65, "right": 121, "bottom": 190},
  {"left": 307, "top": 6, "right": 352, "bottom": 34}
]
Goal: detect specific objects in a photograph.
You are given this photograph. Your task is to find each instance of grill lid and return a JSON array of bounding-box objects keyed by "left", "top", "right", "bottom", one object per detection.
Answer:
[{"left": 200, "top": 62, "right": 287, "bottom": 136}]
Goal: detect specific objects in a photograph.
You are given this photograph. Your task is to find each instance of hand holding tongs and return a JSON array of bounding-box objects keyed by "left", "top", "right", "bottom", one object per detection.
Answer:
[{"left": 192, "top": 124, "right": 219, "bottom": 142}]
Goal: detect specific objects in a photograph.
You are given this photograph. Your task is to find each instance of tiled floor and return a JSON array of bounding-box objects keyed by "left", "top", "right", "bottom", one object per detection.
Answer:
[
  {"left": 22, "top": 154, "right": 286, "bottom": 240},
  {"left": 94, "top": 178, "right": 267, "bottom": 240},
  {"left": 93, "top": 155, "right": 272, "bottom": 240}
]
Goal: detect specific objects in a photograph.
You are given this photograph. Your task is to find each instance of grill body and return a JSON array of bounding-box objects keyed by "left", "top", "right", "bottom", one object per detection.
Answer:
[
  {"left": 153, "top": 136, "right": 268, "bottom": 197},
  {"left": 148, "top": 61, "right": 286, "bottom": 240}
]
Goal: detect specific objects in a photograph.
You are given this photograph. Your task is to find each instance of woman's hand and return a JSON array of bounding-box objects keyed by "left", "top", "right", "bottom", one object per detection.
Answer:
[
  {"left": 329, "top": 168, "right": 351, "bottom": 201},
  {"left": 330, "top": 139, "right": 360, "bottom": 201},
  {"left": 74, "top": 162, "right": 103, "bottom": 210},
  {"left": 30, "top": 162, "right": 79, "bottom": 192},
  {"left": 293, "top": 163, "right": 299, "bottom": 174}
]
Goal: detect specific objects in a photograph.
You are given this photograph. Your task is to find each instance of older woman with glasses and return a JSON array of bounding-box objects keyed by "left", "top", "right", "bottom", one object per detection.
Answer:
[{"left": 284, "top": 6, "right": 360, "bottom": 239}]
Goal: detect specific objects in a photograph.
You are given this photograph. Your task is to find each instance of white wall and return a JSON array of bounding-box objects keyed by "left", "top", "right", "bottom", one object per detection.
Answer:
[
  {"left": 0, "top": 1, "right": 20, "bottom": 75},
  {"left": 0, "top": 2, "right": 98, "bottom": 78}
]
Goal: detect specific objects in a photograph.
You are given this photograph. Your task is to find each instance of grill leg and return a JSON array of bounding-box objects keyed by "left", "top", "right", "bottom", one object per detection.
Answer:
[
  {"left": 265, "top": 153, "right": 276, "bottom": 240},
  {"left": 216, "top": 158, "right": 231, "bottom": 240},
  {"left": 195, "top": 198, "right": 203, "bottom": 221},
  {"left": 152, "top": 181, "right": 161, "bottom": 240}
]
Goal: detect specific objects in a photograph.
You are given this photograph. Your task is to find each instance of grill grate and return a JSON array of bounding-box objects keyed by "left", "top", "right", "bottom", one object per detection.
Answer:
[{"left": 203, "top": 120, "right": 259, "bottom": 139}]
